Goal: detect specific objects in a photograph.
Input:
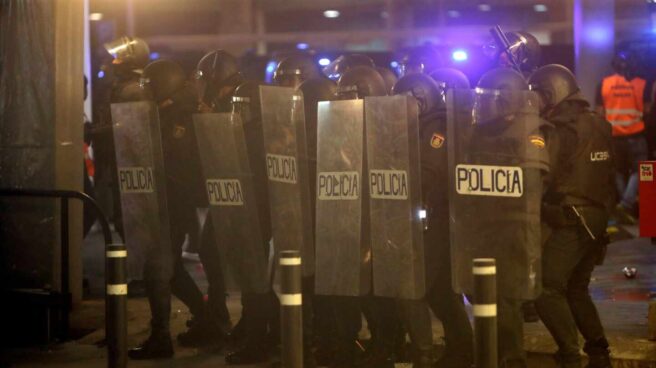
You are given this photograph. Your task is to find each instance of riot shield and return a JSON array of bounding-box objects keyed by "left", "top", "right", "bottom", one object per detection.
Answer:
[
  {"left": 111, "top": 101, "right": 170, "bottom": 280},
  {"left": 365, "top": 96, "right": 425, "bottom": 300},
  {"left": 447, "top": 89, "right": 545, "bottom": 300},
  {"left": 315, "top": 99, "right": 371, "bottom": 296},
  {"left": 193, "top": 113, "right": 270, "bottom": 294},
  {"left": 259, "top": 86, "right": 315, "bottom": 277}
]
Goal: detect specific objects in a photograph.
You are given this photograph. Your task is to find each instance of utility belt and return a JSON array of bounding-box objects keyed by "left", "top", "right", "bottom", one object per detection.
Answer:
[{"left": 542, "top": 203, "right": 610, "bottom": 244}]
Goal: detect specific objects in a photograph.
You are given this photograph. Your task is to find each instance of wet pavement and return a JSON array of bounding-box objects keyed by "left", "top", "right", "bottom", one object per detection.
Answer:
[{"left": 2, "top": 224, "right": 656, "bottom": 367}]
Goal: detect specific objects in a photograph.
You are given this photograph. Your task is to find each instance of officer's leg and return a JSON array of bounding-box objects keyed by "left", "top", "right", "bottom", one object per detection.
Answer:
[
  {"left": 568, "top": 239, "right": 610, "bottom": 367},
  {"left": 396, "top": 298, "right": 434, "bottom": 367},
  {"left": 362, "top": 296, "right": 398, "bottom": 368},
  {"left": 426, "top": 243, "right": 473, "bottom": 367},
  {"left": 496, "top": 296, "right": 527, "bottom": 367},
  {"left": 198, "top": 220, "right": 231, "bottom": 333},
  {"left": 226, "top": 292, "right": 271, "bottom": 364},
  {"left": 302, "top": 276, "right": 317, "bottom": 367},
  {"left": 330, "top": 295, "right": 362, "bottom": 367},
  {"left": 535, "top": 226, "right": 587, "bottom": 367},
  {"left": 313, "top": 294, "right": 338, "bottom": 365}
]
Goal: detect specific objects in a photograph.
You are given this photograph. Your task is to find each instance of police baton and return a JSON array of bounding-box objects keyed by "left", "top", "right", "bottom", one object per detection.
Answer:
[
  {"left": 489, "top": 25, "right": 522, "bottom": 75},
  {"left": 473, "top": 258, "right": 498, "bottom": 368},
  {"left": 280, "top": 250, "right": 303, "bottom": 368},
  {"left": 106, "top": 243, "right": 128, "bottom": 368}
]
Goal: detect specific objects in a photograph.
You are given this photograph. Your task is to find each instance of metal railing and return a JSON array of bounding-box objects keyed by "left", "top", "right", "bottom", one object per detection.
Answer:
[{"left": 0, "top": 188, "right": 126, "bottom": 368}]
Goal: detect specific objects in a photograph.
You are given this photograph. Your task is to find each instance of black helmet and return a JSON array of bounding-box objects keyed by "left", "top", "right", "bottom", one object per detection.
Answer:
[
  {"left": 141, "top": 60, "right": 186, "bottom": 103},
  {"left": 392, "top": 73, "right": 443, "bottom": 116},
  {"left": 528, "top": 64, "right": 585, "bottom": 115},
  {"left": 231, "top": 81, "right": 261, "bottom": 124},
  {"left": 323, "top": 54, "right": 375, "bottom": 80},
  {"left": 336, "top": 66, "right": 387, "bottom": 99},
  {"left": 115, "top": 80, "right": 154, "bottom": 103},
  {"left": 429, "top": 68, "right": 471, "bottom": 90},
  {"left": 274, "top": 54, "right": 320, "bottom": 88},
  {"left": 376, "top": 67, "right": 398, "bottom": 95},
  {"left": 474, "top": 68, "right": 528, "bottom": 125},
  {"left": 507, "top": 31, "right": 541, "bottom": 73},
  {"left": 104, "top": 36, "right": 150, "bottom": 69},
  {"left": 298, "top": 78, "right": 337, "bottom": 105},
  {"left": 196, "top": 50, "right": 240, "bottom": 86},
  {"left": 399, "top": 45, "right": 444, "bottom": 76}
]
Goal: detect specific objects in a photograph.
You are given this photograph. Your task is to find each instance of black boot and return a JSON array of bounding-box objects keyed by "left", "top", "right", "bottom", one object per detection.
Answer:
[
  {"left": 128, "top": 334, "right": 174, "bottom": 360},
  {"left": 177, "top": 316, "right": 225, "bottom": 347},
  {"left": 584, "top": 338, "right": 612, "bottom": 368}
]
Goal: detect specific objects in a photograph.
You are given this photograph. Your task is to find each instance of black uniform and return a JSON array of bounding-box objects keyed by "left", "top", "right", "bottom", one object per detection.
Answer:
[{"left": 536, "top": 100, "right": 613, "bottom": 367}]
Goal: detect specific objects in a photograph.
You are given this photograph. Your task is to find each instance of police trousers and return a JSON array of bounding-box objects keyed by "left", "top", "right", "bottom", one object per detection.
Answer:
[{"left": 535, "top": 208, "right": 608, "bottom": 364}]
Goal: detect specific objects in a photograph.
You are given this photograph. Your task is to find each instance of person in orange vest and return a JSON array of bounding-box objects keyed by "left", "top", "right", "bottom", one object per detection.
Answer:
[{"left": 595, "top": 50, "right": 651, "bottom": 224}]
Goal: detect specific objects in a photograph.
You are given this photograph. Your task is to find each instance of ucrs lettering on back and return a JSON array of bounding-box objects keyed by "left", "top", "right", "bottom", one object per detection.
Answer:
[
  {"left": 590, "top": 151, "right": 610, "bottom": 162},
  {"left": 456, "top": 164, "right": 523, "bottom": 198},
  {"left": 118, "top": 167, "right": 155, "bottom": 193},
  {"left": 370, "top": 170, "right": 409, "bottom": 200},
  {"left": 317, "top": 171, "right": 359, "bottom": 200},
  {"left": 206, "top": 179, "right": 244, "bottom": 206},
  {"left": 266, "top": 154, "right": 298, "bottom": 184}
]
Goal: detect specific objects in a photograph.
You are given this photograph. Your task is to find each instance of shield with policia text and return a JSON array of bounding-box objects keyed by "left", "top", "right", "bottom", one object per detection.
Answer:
[
  {"left": 315, "top": 99, "right": 371, "bottom": 296},
  {"left": 259, "top": 86, "right": 315, "bottom": 276},
  {"left": 111, "top": 101, "right": 171, "bottom": 280},
  {"left": 447, "top": 89, "right": 547, "bottom": 300},
  {"left": 365, "top": 95, "right": 425, "bottom": 300},
  {"left": 193, "top": 112, "right": 271, "bottom": 294}
]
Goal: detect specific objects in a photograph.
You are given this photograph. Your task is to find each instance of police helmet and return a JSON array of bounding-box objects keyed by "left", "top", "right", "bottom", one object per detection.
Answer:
[
  {"left": 336, "top": 66, "right": 387, "bottom": 99},
  {"left": 399, "top": 45, "right": 444, "bottom": 76},
  {"left": 274, "top": 54, "right": 321, "bottom": 88},
  {"left": 104, "top": 37, "right": 150, "bottom": 70},
  {"left": 323, "top": 54, "right": 376, "bottom": 80},
  {"left": 528, "top": 64, "right": 585, "bottom": 115},
  {"left": 231, "top": 81, "right": 261, "bottom": 123},
  {"left": 196, "top": 50, "right": 240, "bottom": 87},
  {"left": 429, "top": 68, "right": 471, "bottom": 90},
  {"left": 141, "top": 60, "right": 186, "bottom": 103},
  {"left": 474, "top": 68, "right": 529, "bottom": 125},
  {"left": 392, "top": 73, "right": 443, "bottom": 116},
  {"left": 376, "top": 67, "right": 399, "bottom": 95}
]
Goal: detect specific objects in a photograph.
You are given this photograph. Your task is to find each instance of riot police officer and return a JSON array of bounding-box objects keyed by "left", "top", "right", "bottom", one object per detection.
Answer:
[
  {"left": 196, "top": 49, "right": 243, "bottom": 113},
  {"left": 273, "top": 54, "right": 321, "bottom": 89},
  {"left": 376, "top": 67, "right": 398, "bottom": 95},
  {"left": 322, "top": 53, "right": 376, "bottom": 81},
  {"left": 398, "top": 45, "right": 444, "bottom": 77},
  {"left": 393, "top": 70, "right": 474, "bottom": 368},
  {"left": 128, "top": 59, "right": 214, "bottom": 359},
  {"left": 529, "top": 64, "right": 613, "bottom": 368}
]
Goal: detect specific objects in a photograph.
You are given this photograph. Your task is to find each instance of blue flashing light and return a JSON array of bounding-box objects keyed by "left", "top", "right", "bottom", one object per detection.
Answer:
[
  {"left": 97, "top": 70, "right": 105, "bottom": 79},
  {"left": 585, "top": 26, "right": 612, "bottom": 45},
  {"left": 318, "top": 58, "right": 331, "bottom": 66},
  {"left": 452, "top": 49, "right": 468, "bottom": 62},
  {"left": 390, "top": 61, "right": 399, "bottom": 68},
  {"left": 296, "top": 43, "right": 309, "bottom": 50},
  {"left": 149, "top": 52, "right": 160, "bottom": 60},
  {"left": 266, "top": 61, "right": 277, "bottom": 74}
]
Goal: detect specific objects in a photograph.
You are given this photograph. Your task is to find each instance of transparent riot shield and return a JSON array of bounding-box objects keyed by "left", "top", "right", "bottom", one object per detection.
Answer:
[
  {"left": 111, "top": 101, "right": 170, "bottom": 280},
  {"left": 447, "top": 89, "right": 546, "bottom": 300},
  {"left": 365, "top": 96, "right": 425, "bottom": 300},
  {"left": 259, "top": 86, "right": 314, "bottom": 277},
  {"left": 315, "top": 99, "right": 371, "bottom": 296},
  {"left": 193, "top": 113, "right": 270, "bottom": 294}
]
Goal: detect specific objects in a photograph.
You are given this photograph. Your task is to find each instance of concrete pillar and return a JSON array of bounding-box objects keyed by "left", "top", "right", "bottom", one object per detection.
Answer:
[
  {"left": 573, "top": 0, "right": 615, "bottom": 103},
  {"left": 0, "top": 0, "right": 84, "bottom": 304}
]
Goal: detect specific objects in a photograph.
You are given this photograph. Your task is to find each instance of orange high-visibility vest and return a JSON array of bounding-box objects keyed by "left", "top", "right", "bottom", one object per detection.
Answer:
[{"left": 601, "top": 74, "right": 646, "bottom": 136}]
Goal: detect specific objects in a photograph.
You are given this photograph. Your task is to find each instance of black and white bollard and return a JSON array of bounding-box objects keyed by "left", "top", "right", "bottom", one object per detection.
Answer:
[
  {"left": 473, "top": 258, "right": 498, "bottom": 368},
  {"left": 280, "top": 250, "right": 303, "bottom": 368},
  {"left": 106, "top": 243, "right": 128, "bottom": 368}
]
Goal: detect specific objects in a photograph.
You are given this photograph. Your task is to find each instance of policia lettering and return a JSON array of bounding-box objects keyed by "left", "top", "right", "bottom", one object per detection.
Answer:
[
  {"left": 118, "top": 167, "right": 155, "bottom": 193},
  {"left": 369, "top": 170, "right": 409, "bottom": 199},
  {"left": 456, "top": 164, "right": 523, "bottom": 197},
  {"left": 206, "top": 179, "right": 244, "bottom": 206},
  {"left": 317, "top": 171, "right": 359, "bottom": 200},
  {"left": 266, "top": 154, "right": 298, "bottom": 183}
]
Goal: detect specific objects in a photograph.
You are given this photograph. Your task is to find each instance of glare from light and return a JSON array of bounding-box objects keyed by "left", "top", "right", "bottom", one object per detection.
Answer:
[
  {"left": 90, "top": 13, "right": 103, "bottom": 21},
  {"left": 266, "top": 61, "right": 277, "bottom": 74},
  {"left": 149, "top": 52, "right": 160, "bottom": 60},
  {"left": 447, "top": 10, "right": 461, "bottom": 18},
  {"left": 452, "top": 49, "right": 468, "bottom": 62},
  {"left": 534, "top": 4, "right": 548, "bottom": 12},
  {"left": 318, "top": 58, "right": 331, "bottom": 66},
  {"left": 296, "top": 43, "right": 309, "bottom": 50},
  {"left": 97, "top": 70, "right": 105, "bottom": 78},
  {"left": 323, "top": 10, "right": 340, "bottom": 18},
  {"left": 419, "top": 209, "right": 427, "bottom": 219},
  {"left": 478, "top": 4, "right": 492, "bottom": 12},
  {"left": 390, "top": 61, "right": 399, "bottom": 68}
]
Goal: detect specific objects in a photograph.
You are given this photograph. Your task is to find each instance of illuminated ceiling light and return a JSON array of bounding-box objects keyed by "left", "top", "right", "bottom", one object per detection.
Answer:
[
  {"left": 323, "top": 10, "right": 340, "bottom": 18},
  {"left": 452, "top": 49, "right": 468, "bottom": 62},
  {"left": 318, "top": 58, "right": 331, "bottom": 66},
  {"left": 89, "top": 13, "right": 104, "bottom": 21},
  {"left": 447, "top": 10, "right": 461, "bottom": 18},
  {"left": 478, "top": 4, "right": 492, "bottom": 12},
  {"left": 534, "top": 4, "right": 548, "bottom": 12},
  {"left": 296, "top": 43, "right": 309, "bottom": 50}
]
